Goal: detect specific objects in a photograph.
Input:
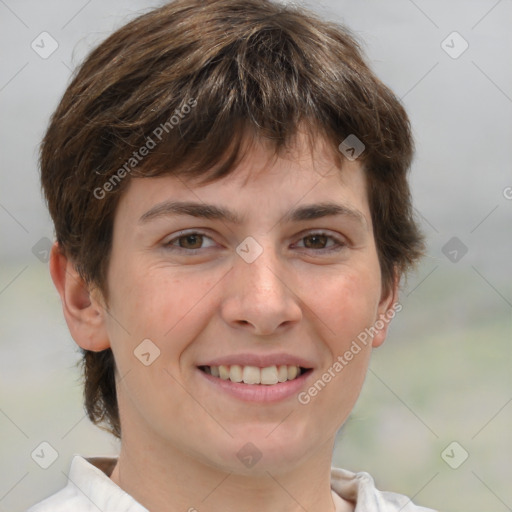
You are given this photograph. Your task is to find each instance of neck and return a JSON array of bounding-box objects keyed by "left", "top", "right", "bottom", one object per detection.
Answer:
[{"left": 109, "top": 429, "right": 352, "bottom": 512}]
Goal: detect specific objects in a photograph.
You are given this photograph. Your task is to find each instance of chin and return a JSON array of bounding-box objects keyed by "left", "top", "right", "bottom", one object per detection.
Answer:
[{"left": 203, "top": 423, "right": 313, "bottom": 476}]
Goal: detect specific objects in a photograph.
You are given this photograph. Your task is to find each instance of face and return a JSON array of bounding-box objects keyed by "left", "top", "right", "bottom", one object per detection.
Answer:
[{"left": 99, "top": 134, "right": 396, "bottom": 475}]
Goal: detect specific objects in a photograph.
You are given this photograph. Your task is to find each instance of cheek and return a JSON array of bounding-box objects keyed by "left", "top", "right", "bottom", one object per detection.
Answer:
[
  {"left": 105, "top": 266, "right": 219, "bottom": 420},
  {"left": 295, "top": 268, "right": 381, "bottom": 426},
  {"left": 105, "top": 263, "right": 218, "bottom": 362},
  {"left": 302, "top": 264, "right": 382, "bottom": 351}
]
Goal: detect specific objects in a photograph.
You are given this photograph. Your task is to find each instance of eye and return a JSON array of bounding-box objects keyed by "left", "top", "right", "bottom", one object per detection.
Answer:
[
  {"left": 295, "top": 232, "right": 346, "bottom": 251},
  {"left": 164, "top": 231, "right": 217, "bottom": 251},
  {"left": 162, "top": 230, "right": 345, "bottom": 254}
]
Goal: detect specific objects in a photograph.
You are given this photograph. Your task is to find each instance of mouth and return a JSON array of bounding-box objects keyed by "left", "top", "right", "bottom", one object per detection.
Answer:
[{"left": 198, "top": 364, "right": 312, "bottom": 385}]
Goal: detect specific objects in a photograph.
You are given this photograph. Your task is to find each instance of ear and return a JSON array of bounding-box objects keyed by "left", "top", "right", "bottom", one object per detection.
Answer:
[
  {"left": 49, "top": 242, "right": 111, "bottom": 351},
  {"left": 371, "top": 268, "right": 400, "bottom": 348}
]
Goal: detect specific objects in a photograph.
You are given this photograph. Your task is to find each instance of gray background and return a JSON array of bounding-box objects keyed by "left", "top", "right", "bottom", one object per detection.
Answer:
[{"left": 0, "top": 1, "right": 511, "bottom": 511}]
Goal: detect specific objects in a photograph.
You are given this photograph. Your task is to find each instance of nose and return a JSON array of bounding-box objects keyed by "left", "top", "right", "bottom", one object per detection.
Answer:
[{"left": 220, "top": 245, "right": 302, "bottom": 336}]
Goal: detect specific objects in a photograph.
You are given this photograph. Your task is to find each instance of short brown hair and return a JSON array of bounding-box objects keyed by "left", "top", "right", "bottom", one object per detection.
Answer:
[{"left": 40, "top": 0, "right": 424, "bottom": 438}]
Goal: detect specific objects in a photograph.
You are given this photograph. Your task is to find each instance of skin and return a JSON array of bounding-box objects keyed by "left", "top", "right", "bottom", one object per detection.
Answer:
[{"left": 50, "top": 132, "right": 398, "bottom": 512}]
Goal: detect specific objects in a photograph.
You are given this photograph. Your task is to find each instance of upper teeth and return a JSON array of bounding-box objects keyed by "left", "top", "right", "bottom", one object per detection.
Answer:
[{"left": 204, "top": 365, "right": 302, "bottom": 385}]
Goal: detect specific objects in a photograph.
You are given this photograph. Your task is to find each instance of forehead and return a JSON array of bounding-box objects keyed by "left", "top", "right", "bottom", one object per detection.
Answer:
[{"left": 115, "top": 132, "right": 371, "bottom": 226}]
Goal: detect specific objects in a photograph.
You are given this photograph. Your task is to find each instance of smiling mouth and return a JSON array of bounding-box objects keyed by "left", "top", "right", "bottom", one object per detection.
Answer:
[{"left": 198, "top": 364, "right": 312, "bottom": 385}]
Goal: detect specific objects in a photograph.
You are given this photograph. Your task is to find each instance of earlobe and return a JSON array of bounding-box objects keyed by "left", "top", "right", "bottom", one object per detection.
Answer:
[
  {"left": 371, "top": 269, "right": 400, "bottom": 348},
  {"left": 49, "top": 242, "right": 111, "bottom": 352}
]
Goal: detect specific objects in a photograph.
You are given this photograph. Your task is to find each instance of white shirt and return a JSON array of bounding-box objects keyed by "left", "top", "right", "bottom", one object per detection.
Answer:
[{"left": 27, "top": 456, "right": 437, "bottom": 511}]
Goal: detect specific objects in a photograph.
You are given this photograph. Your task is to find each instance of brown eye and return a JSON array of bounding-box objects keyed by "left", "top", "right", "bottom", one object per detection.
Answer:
[
  {"left": 177, "top": 234, "right": 204, "bottom": 249},
  {"left": 164, "top": 231, "right": 217, "bottom": 252},
  {"left": 295, "top": 232, "right": 346, "bottom": 253},
  {"left": 302, "top": 234, "right": 329, "bottom": 249}
]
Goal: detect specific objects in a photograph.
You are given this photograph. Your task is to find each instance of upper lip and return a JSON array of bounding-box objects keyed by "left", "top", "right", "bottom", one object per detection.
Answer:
[{"left": 197, "top": 353, "right": 314, "bottom": 369}]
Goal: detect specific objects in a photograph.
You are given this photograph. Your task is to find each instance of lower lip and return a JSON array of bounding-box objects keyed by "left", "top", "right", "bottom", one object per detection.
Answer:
[{"left": 197, "top": 368, "right": 313, "bottom": 403}]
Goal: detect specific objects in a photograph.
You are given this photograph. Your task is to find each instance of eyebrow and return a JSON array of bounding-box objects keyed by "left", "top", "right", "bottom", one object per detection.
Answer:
[{"left": 138, "top": 200, "right": 367, "bottom": 227}]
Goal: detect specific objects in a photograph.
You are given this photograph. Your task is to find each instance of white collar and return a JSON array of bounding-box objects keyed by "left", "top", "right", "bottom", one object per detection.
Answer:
[{"left": 58, "top": 455, "right": 433, "bottom": 512}]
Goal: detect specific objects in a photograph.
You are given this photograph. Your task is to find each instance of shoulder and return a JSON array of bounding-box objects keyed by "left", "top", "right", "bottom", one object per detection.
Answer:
[
  {"left": 25, "top": 483, "right": 86, "bottom": 512},
  {"left": 330, "top": 467, "right": 438, "bottom": 512},
  {"left": 26, "top": 455, "right": 122, "bottom": 512}
]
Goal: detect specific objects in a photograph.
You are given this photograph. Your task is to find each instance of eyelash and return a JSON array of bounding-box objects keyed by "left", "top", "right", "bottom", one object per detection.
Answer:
[{"left": 163, "top": 230, "right": 347, "bottom": 254}]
